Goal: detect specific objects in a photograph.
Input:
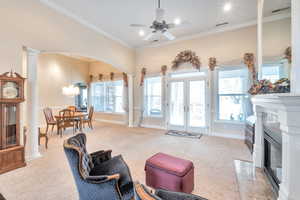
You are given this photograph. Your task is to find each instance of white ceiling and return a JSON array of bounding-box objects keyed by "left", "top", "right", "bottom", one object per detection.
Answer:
[{"left": 41, "top": 0, "right": 291, "bottom": 48}]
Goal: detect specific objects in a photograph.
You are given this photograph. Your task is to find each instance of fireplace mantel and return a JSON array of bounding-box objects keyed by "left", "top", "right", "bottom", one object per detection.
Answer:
[{"left": 251, "top": 93, "right": 300, "bottom": 200}]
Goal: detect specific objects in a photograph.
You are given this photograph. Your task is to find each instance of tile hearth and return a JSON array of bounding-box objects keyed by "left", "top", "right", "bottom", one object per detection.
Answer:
[{"left": 234, "top": 160, "right": 276, "bottom": 200}]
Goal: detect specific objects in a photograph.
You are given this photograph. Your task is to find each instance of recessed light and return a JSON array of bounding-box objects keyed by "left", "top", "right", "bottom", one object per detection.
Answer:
[
  {"left": 139, "top": 30, "right": 145, "bottom": 37},
  {"left": 224, "top": 2, "right": 232, "bottom": 12},
  {"left": 174, "top": 18, "right": 181, "bottom": 25}
]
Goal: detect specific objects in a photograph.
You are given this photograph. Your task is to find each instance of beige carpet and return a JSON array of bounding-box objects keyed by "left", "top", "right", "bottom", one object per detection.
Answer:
[{"left": 0, "top": 122, "right": 251, "bottom": 200}]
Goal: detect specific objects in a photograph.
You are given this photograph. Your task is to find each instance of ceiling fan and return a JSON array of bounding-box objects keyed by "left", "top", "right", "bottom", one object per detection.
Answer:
[{"left": 130, "top": 0, "right": 187, "bottom": 41}]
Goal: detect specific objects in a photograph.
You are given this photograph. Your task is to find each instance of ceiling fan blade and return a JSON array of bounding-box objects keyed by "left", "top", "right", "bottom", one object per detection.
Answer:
[
  {"left": 155, "top": 8, "right": 165, "bottom": 22},
  {"left": 163, "top": 31, "right": 175, "bottom": 40},
  {"left": 130, "top": 24, "right": 147, "bottom": 27},
  {"left": 144, "top": 33, "right": 155, "bottom": 41},
  {"left": 167, "top": 20, "right": 190, "bottom": 29}
]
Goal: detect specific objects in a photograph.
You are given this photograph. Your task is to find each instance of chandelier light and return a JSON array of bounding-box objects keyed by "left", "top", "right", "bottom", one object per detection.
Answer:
[{"left": 62, "top": 84, "right": 80, "bottom": 97}]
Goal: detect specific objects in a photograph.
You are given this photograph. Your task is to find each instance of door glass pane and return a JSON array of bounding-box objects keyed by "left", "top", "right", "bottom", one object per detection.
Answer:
[
  {"left": 189, "top": 80, "right": 206, "bottom": 127},
  {"left": 5, "top": 105, "right": 17, "bottom": 146},
  {"left": 170, "top": 82, "right": 184, "bottom": 126}
]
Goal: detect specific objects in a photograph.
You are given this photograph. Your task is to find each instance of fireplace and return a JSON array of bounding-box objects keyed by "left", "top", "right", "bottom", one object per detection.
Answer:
[
  {"left": 263, "top": 122, "right": 282, "bottom": 195},
  {"left": 252, "top": 94, "right": 300, "bottom": 200}
]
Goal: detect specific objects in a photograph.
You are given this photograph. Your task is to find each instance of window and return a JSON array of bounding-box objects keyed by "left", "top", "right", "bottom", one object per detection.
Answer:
[
  {"left": 262, "top": 62, "right": 286, "bottom": 83},
  {"left": 217, "top": 68, "right": 248, "bottom": 122},
  {"left": 144, "top": 76, "right": 162, "bottom": 117},
  {"left": 91, "top": 80, "right": 124, "bottom": 113}
]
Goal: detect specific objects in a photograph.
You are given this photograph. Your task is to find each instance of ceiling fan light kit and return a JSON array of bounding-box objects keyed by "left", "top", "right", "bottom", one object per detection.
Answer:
[{"left": 130, "top": 0, "right": 188, "bottom": 42}]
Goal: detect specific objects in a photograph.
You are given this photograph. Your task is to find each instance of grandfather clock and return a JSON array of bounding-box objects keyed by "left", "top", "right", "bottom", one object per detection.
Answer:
[{"left": 0, "top": 71, "right": 26, "bottom": 174}]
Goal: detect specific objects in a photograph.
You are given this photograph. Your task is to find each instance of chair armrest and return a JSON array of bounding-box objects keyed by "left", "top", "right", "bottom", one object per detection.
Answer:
[
  {"left": 155, "top": 189, "right": 208, "bottom": 200},
  {"left": 85, "top": 173, "right": 120, "bottom": 184},
  {"left": 85, "top": 174, "right": 123, "bottom": 200},
  {"left": 90, "top": 150, "right": 112, "bottom": 166}
]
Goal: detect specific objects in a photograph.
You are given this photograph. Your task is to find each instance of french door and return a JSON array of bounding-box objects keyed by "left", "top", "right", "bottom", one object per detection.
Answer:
[{"left": 168, "top": 78, "right": 208, "bottom": 134}]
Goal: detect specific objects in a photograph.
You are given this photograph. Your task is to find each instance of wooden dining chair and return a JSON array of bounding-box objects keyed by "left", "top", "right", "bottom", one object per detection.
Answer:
[
  {"left": 58, "top": 109, "right": 76, "bottom": 137},
  {"left": 82, "top": 106, "right": 94, "bottom": 129},
  {"left": 38, "top": 127, "right": 49, "bottom": 149},
  {"left": 43, "top": 107, "right": 56, "bottom": 134}
]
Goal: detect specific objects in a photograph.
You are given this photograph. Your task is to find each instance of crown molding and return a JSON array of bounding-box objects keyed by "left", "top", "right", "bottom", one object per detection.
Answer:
[
  {"left": 38, "top": 0, "right": 290, "bottom": 50},
  {"left": 138, "top": 13, "right": 291, "bottom": 49},
  {"left": 39, "top": 0, "right": 133, "bottom": 49}
]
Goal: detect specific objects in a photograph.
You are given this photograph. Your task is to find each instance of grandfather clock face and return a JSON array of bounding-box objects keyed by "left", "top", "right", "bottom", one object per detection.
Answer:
[{"left": 2, "top": 81, "right": 19, "bottom": 99}]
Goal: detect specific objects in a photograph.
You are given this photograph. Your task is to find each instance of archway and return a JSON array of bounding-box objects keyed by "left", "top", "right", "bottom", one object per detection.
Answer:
[{"left": 22, "top": 48, "right": 134, "bottom": 161}]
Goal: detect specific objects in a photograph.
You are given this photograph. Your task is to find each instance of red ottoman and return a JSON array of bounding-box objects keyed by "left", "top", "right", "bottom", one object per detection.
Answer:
[{"left": 145, "top": 152, "right": 194, "bottom": 193}]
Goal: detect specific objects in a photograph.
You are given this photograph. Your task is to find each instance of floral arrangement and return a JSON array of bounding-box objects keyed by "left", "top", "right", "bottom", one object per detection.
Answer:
[
  {"left": 110, "top": 72, "right": 114, "bottom": 81},
  {"left": 248, "top": 78, "right": 290, "bottom": 95},
  {"left": 244, "top": 53, "right": 257, "bottom": 82},
  {"left": 171, "top": 50, "right": 201, "bottom": 70},
  {"left": 208, "top": 57, "right": 217, "bottom": 71},
  {"left": 284, "top": 46, "right": 291, "bottom": 64},
  {"left": 161, "top": 65, "right": 167, "bottom": 75},
  {"left": 122, "top": 72, "right": 128, "bottom": 87},
  {"left": 140, "top": 68, "right": 147, "bottom": 86},
  {"left": 98, "top": 74, "right": 103, "bottom": 81}
]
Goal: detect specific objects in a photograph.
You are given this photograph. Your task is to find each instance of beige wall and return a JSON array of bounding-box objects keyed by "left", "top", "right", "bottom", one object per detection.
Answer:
[
  {"left": 89, "top": 61, "right": 123, "bottom": 81},
  {"left": 263, "top": 18, "right": 291, "bottom": 58},
  {"left": 0, "top": 0, "right": 135, "bottom": 76},
  {"left": 134, "top": 18, "right": 291, "bottom": 138},
  {"left": 38, "top": 54, "right": 89, "bottom": 126}
]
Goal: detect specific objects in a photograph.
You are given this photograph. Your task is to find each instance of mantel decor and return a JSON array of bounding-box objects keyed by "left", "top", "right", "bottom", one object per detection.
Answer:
[
  {"left": 0, "top": 71, "right": 26, "bottom": 174},
  {"left": 171, "top": 50, "right": 201, "bottom": 70},
  {"left": 248, "top": 78, "right": 290, "bottom": 95},
  {"left": 208, "top": 57, "right": 217, "bottom": 71}
]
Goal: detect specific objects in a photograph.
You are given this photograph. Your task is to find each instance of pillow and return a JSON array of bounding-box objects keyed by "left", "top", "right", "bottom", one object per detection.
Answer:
[{"left": 133, "top": 182, "right": 162, "bottom": 200}]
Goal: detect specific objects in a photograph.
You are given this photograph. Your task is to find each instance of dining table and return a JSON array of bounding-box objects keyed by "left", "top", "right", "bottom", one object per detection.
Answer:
[{"left": 54, "top": 112, "right": 88, "bottom": 135}]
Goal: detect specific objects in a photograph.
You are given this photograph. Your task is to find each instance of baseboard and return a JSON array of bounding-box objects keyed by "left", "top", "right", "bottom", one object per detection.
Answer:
[
  {"left": 94, "top": 119, "right": 127, "bottom": 125},
  {"left": 140, "top": 124, "right": 167, "bottom": 130},
  {"left": 211, "top": 131, "right": 245, "bottom": 140}
]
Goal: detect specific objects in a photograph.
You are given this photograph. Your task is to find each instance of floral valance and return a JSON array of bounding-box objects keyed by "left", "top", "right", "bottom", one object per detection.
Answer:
[{"left": 171, "top": 50, "right": 201, "bottom": 70}]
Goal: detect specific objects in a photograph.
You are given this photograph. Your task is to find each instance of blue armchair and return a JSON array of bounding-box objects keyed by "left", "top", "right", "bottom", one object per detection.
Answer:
[{"left": 63, "top": 133, "right": 134, "bottom": 200}]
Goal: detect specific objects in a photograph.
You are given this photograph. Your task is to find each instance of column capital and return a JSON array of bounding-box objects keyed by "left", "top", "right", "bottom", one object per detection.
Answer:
[{"left": 24, "top": 47, "right": 40, "bottom": 56}]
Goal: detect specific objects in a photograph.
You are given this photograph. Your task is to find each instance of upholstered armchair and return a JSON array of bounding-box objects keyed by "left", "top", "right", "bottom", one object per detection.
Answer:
[{"left": 63, "top": 133, "right": 134, "bottom": 200}]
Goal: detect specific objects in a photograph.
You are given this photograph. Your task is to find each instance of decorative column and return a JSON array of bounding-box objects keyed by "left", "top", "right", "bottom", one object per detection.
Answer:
[
  {"left": 257, "top": 0, "right": 264, "bottom": 80},
  {"left": 25, "top": 48, "right": 41, "bottom": 160},
  {"left": 277, "top": 98, "right": 300, "bottom": 200},
  {"left": 208, "top": 58, "right": 217, "bottom": 136},
  {"left": 122, "top": 72, "right": 129, "bottom": 125},
  {"left": 138, "top": 68, "right": 146, "bottom": 126},
  {"left": 161, "top": 65, "right": 167, "bottom": 128},
  {"left": 128, "top": 74, "right": 134, "bottom": 127},
  {"left": 253, "top": 105, "right": 264, "bottom": 168},
  {"left": 291, "top": 0, "right": 300, "bottom": 94}
]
